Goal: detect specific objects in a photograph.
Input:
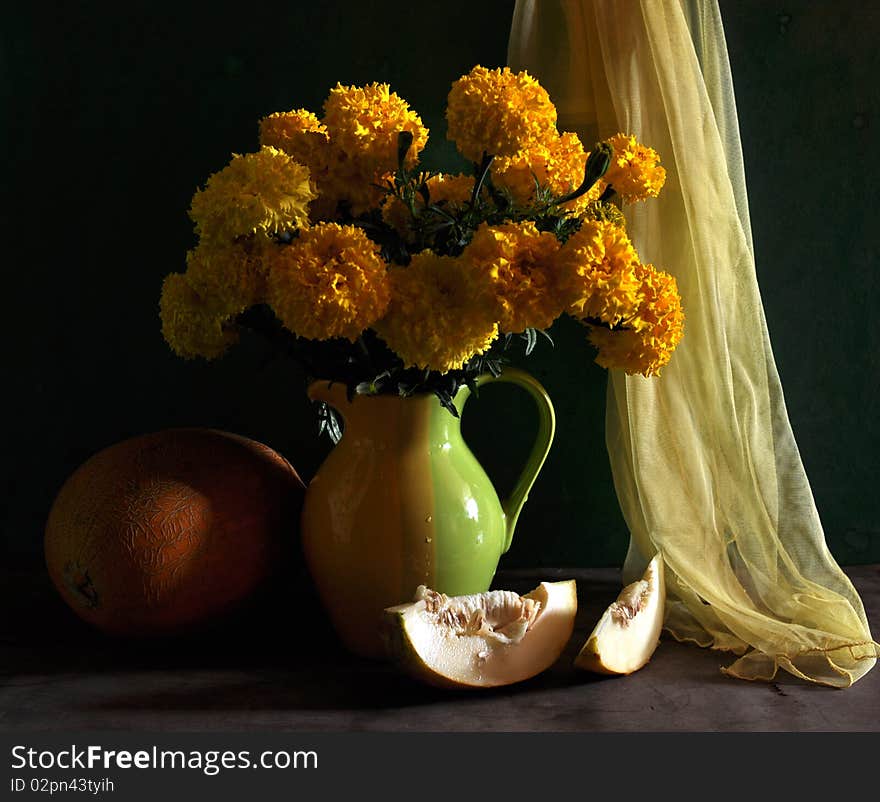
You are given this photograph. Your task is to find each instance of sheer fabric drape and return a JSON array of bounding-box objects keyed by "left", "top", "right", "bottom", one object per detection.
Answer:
[{"left": 509, "top": 0, "right": 878, "bottom": 686}]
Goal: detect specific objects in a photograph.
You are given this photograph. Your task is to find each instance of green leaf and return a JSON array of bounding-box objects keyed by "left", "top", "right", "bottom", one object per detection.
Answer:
[
  {"left": 434, "top": 388, "right": 460, "bottom": 418},
  {"left": 537, "top": 328, "right": 555, "bottom": 347},
  {"left": 486, "top": 359, "right": 503, "bottom": 378},
  {"left": 524, "top": 328, "right": 538, "bottom": 356},
  {"left": 326, "top": 408, "right": 343, "bottom": 443},
  {"left": 316, "top": 401, "right": 343, "bottom": 444}
]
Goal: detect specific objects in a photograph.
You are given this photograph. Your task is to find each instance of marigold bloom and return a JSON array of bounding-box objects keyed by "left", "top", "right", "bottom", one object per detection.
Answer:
[
  {"left": 425, "top": 173, "right": 475, "bottom": 207},
  {"left": 492, "top": 132, "right": 602, "bottom": 213},
  {"left": 464, "top": 221, "right": 562, "bottom": 333},
  {"left": 259, "top": 109, "right": 329, "bottom": 166},
  {"left": 266, "top": 223, "right": 390, "bottom": 342},
  {"left": 587, "top": 263, "right": 684, "bottom": 377},
  {"left": 603, "top": 133, "right": 667, "bottom": 203},
  {"left": 323, "top": 82, "right": 428, "bottom": 175},
  {"left": 159, "top": 273, "right": 238, "bottom": 360},
  {"left": 315, "top": 150, "right": 392, "bottom": 218},
  {"left": 446, "top": 65, "right": 557, "bottom": 163},
  {"left": 185, "top": 238, "right": 268, "bottom": 314},
  {"left": 555, "top": 219, "right": 641, "bottom": 324},
  {"left": 375, "top": 251, "right": 499, "bottom": 372},
  {"left": 258, "top": 109, "right": 346, "bottom": 221},
  {"left": 189, "top": 147, "right": 316, "bottom": 243}
]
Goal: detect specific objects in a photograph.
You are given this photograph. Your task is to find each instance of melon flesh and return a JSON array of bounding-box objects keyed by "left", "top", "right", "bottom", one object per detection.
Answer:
[
  {"left": 574, "top": 554, "right": 665, "bottom": 675},
  {"left": 384, "top": 580, "right": 577, "bottom": 688}
]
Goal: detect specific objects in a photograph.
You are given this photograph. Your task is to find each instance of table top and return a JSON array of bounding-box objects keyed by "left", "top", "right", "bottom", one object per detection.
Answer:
[{"left": 3, "top": 564, "right": 878, "bottom": 732}]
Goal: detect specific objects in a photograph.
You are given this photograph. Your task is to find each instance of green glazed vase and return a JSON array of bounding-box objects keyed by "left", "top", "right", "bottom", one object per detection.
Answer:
[{"left": 300, "top": 367, "right": 556, "bottom": 658}]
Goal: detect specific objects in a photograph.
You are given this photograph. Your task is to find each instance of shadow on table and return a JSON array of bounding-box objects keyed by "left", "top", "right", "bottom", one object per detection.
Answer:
[{"left": 2, "top": 567, "right": 624, "bottom": 713}]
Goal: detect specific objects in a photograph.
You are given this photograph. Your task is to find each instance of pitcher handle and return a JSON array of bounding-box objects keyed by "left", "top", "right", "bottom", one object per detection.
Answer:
[{"left": 473, "top": 368, "right": 556, "bottom": 553}]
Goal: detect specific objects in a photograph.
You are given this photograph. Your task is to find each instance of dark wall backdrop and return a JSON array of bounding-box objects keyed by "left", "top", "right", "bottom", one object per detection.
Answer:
[{"left": 3, "top": 2, "right": 878, "bottom": 571}]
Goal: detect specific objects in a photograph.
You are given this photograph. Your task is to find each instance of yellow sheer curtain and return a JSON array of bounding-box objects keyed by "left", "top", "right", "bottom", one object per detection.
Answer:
[{"left": 509, "top": 0, "right": 879, "bottom": 686}]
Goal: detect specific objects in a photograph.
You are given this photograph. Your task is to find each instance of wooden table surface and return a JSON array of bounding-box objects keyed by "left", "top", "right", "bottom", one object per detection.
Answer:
[{"left": 3, "top": 565, "right": 879, "bottom": 732}]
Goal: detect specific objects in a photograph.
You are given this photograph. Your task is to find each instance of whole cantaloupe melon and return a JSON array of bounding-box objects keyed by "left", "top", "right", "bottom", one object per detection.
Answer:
[{"left": 44, "top": 428, "right": 306, "bottom": 636}]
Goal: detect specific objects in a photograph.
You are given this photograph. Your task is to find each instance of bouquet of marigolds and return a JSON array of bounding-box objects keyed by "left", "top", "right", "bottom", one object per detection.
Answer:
[{"left": 160, "top": 65, "right": 684, "bottom": 431}]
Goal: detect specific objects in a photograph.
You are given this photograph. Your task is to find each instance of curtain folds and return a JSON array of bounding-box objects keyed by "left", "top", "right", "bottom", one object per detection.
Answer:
[{"left": 508, "top": 0, "right": 878, "bottom": 686}]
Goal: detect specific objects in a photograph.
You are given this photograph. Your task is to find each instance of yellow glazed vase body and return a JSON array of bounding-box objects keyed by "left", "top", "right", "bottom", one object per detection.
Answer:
[{"left": 300, "top": 368, "right": 555, "bottom": 658}]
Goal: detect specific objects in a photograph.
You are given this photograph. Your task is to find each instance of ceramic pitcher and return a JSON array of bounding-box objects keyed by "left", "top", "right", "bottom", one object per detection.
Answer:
[{"left": 300, "top": 368, "right": 555, "bottom": 657}]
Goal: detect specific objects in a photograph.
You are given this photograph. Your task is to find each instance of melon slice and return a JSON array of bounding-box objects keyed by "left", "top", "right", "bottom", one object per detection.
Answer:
[
  {"left": 575, "top": 554, "right": 665, "bottom": 675},
  {"left": 383, "top": 580, "right": 577, "bottom": 688}
]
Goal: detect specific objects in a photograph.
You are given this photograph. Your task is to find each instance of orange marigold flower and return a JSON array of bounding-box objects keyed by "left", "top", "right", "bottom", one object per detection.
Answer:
[
  {"left": 258, "top": 109, "right": 346, "bottom": 222},
  {"left": 189, "top": 146, "right": 315, "bottom": 243},
  {"left": 587, "top": 263, "right": 685, "bottom": 377},
  {"left": 464, "top": 221, "right": 562, "bottom": 333},
  {"left": 492, "top": 132, "right": 602, "bottom": 213},
  {"left": 159, "top": 273, "right": 238, "bottom": 360},
  {"left": 446, "top": 65, "right": 558, "bottom": 163},
  {"left": 555, "top": 219, "right": 641, "bottom": 324},
  {"left": 425, "top": 173, "right": 475, "bottom": 207},
  {"left": 603, "top": 133, "right": 667, "bottom": 203},
  {"left": 375, "top": 251, "right": 498, "bottom": 372},
  {"left": 315, "top": 149, "right": 392, "bottom": 218},
  {"left": 323, "top": 82, "right": 428, "bottom": 175},
  {"left": 185, "top": 238, "right": 269, "bottom": 314},
  {"left": 259, "top": 109, "right": 329, "bottom": 166},
  {"left": 265, "top": 223, "right": 390, "bottom": 342}
]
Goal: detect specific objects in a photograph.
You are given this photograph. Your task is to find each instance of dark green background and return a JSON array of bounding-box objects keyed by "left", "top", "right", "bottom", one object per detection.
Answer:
[{"left": 4, "top": 1, "right": 878, "bottom": 570}]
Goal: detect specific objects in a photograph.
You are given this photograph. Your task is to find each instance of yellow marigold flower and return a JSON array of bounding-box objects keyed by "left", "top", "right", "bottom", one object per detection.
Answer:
[
  {"left": 159, "top": 273, "right": 238, "bottom": 360},
  {"left": 492, "top": 133, "right": 602, "bottom": 213},
  {"left": 426, "top": 173, "right": 475, "bottom": 207},
  {"left": 258, "top": 110, "right": 344, "bottom": 221},
  {"left": 323, "top": 82, "right": 428, "bottom": 175},
  {"left": 464, "top": 221, "right": 562, "bottom": 333},
  {"left": 257, "top": 112, "right": 392, "bottom": 221},
  {"left": 185, "top": 238, "right": 268, "bottom": 314},
  {"left": 587, "top": 263, "right": 685, "bottom": 377},
  {"left": 603, "top": 133, "right": 667, "bottom": 203},
  {"left": 446, "top": 65, "right": 557, "bottom": 163},
  {"left": 380, "top": 196, "right": 412, "bottom": 235},
  {"left": 381, "top": 173, "right": 475, "bottom": 234},
  {"left": 375, "top": 251, "right": 498, "bottom": 372},
  {"left": 259, "top": 109, "right": 329, "bottom": 166},
  {"left": 555, "top": 219, "right": 641, "bottom": 324},
  {"left": 307, "top": 179, "right": 346, "bottom": 223},
  {"left": 627, "top": 262, "right": 685, "bottom": 345},
  {"left": 189, "top": 146, "right": 316, "bottom": 243},
  {"left": 316, "top": 150, "right": 391, "bottom": 218},
  {"left": 266, "top": 223, "right": 390, "bottom": 342}
]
